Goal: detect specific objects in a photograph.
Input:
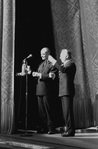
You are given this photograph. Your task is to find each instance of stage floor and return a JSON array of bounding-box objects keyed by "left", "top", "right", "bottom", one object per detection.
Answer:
[{"left": 0, "top": 127, "right": 98, "bottom": 149}]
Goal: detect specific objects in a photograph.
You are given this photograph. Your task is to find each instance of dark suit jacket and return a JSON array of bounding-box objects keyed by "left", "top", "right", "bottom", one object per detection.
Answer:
[
  {"left": 54, "top": 60, "right": 76, "bottom": 97},
  {"left": 36, "top": 60, "right": 58, "bottom": 95}
]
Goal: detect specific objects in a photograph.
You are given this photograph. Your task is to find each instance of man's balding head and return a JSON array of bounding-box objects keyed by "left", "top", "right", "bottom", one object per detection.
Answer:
[{"left": 41, "top": 47, "right": 50, "bottom": 60}]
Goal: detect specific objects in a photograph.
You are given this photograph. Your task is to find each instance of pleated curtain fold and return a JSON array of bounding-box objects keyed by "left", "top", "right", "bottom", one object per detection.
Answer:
[
  {"left": 50, "top": 0, "right": 98, "bottom": 128},
  {"left": 0, "top": 0, "right": 15, "bottom": 134}
]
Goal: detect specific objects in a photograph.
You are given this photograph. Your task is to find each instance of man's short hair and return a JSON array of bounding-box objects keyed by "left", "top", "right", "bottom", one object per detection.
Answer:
[{"left": 61, "top": 49, "right": 71, "bottom": 58}]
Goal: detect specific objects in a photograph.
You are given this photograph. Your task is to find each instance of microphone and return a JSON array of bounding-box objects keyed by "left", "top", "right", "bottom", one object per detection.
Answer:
[
  {"left": 23, "top": 54, "right": 32, "bottom": 62},
  {"left": 26, "top": 54, "right": 32, "bottom": 59}
]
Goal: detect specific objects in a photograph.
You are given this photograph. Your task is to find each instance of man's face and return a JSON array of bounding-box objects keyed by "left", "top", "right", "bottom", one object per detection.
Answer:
[
  {"left": 60, "top": 50, "right": 68, "bottom": 63},
  {"left": 41, "top": 48, "right": 49, "bottom": 60}
]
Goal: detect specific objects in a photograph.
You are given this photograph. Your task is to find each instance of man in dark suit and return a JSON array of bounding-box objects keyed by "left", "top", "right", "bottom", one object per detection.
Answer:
[
  {"left": 48, "top": 49, "right": 76, "bottom": 137},
  {"left": 32, "top": 47, "right": 58, "bottom": 134}
]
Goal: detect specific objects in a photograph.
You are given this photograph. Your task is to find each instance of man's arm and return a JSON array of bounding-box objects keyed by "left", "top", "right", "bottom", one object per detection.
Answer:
[
  {"left": 32, "top": 71, "right": 56, "bottom": 80},
  {"left": 32, "top": 71, "right": 42, "bottom": 79}
]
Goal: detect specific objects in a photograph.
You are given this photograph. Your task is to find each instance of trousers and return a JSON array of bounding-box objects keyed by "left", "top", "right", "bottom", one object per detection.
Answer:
[
  {"left": 37, "top": 95, "right": 55, "bottom": 130},
  {"left": 61, "top": 95, "right": 75, "bottom": 132}
]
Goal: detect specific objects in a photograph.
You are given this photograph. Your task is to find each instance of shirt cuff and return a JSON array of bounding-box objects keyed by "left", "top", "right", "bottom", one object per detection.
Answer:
[{"left": 39, "top": 73, "right": 42, "bottom": 79}]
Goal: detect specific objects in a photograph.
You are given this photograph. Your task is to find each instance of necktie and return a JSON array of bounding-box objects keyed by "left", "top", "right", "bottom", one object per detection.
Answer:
[{"left": 43, "top": 60, "right": 47, "bottom": 67}]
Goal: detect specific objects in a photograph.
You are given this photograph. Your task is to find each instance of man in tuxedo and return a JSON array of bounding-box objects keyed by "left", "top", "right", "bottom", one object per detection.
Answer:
[
  {"left": 32, "top": 47, "right": 58, "bottom": 134},
  {"left": 48, "top": 49, "right": 76, "bottom": 137}
]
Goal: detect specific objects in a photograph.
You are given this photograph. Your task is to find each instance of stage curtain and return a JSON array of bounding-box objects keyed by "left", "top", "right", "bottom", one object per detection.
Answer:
[
  {"left": 50, "top": 0, "right": 98, "bottom": 129},
  {"left": 0, "top": 0, "right": 15, "bottom": 133}
]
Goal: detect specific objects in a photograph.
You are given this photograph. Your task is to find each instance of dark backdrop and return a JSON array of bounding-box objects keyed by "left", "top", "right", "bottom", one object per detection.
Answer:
[{"left": 14, "top": 0, "right": 63, "bottom": 132}]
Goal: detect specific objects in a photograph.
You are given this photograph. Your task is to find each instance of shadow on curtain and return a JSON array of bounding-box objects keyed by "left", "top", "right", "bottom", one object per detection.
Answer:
[{"left": 50, "top": 0, "right": 98, "bottom": 129}]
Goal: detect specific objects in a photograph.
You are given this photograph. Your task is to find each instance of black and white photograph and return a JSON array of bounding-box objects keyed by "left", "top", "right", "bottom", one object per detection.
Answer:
[{"left": 0, "top": 0, "right": 98, "bottom": 149}]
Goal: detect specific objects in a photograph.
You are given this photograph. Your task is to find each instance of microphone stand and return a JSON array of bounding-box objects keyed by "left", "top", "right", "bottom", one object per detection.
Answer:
[{"left": 20, "top": 60, "right": 33, "bottom": 137}]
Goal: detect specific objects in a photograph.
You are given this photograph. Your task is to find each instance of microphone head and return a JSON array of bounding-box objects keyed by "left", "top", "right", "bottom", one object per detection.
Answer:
[
  {"left": 22, "top": 54, "right": 32, "bottom": 63},
  {"left": 27, "top": 54, "right": 32, "bottom": 58},
  {"left": 29, "top": 54, "right": 32, "bottom": 57}
]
